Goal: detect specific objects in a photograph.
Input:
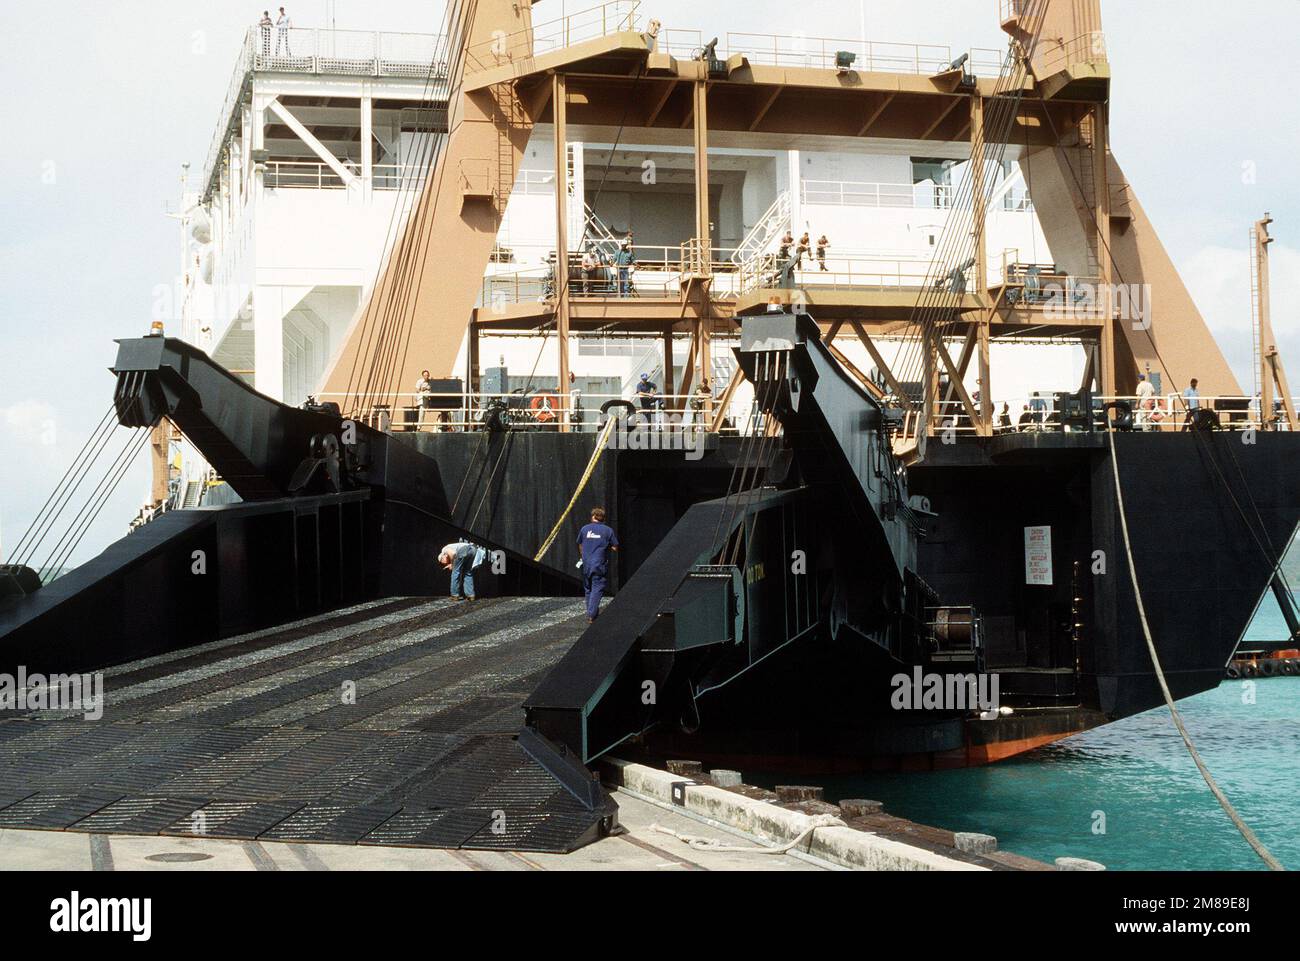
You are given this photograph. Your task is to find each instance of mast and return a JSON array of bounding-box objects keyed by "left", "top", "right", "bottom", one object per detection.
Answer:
[{"left": 1252, "top": 214, "right": 1298, "bottom": 432}]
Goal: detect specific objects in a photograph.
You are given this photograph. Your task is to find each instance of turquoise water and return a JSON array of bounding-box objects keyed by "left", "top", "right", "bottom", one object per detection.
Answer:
[
  {"left": 814, "top": 678, "right": 1300, "bottom": 870},
  {"left": 1244, "top": 590, "right": 1298, "bottom": 643}
]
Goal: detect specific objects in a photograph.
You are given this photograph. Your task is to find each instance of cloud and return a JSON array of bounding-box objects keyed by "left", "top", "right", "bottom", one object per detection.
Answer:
[{"left": 0, "top": 400, "right": 59, "bottom": 447}]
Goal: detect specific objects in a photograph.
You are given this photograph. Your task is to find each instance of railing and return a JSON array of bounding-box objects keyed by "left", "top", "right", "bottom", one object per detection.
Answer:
[
  {"left": 934, "top": 395, "right": 1300, "bottom": 435},
  {"left": 263, "top": 161, "right": 419, "bottom": 190},
  {"left": 512, "top": 169, "right": 559, "bottom": 195},
  {"left": 202, "top": 26, "right": 448, "bottom": 202},
  {"left": 459, "top": 158, "right": 494, "bottom": 197},
  {"left": 482, "top": 249, "right": 976, "bottom": 307},
  {"left": 739, "top": 253, "right": 949, "bottom": 295},
  {"left": 463, "top": 10, "right": 1005, "bottom": 78},
  {"left": 481, "top": 244, "right": 741, "bottom": 306},
  {"left": 802, "top": 180, "right": 951, "bottom": 209},
  {"left": 680, "top": 238, "right": 713, "bottom": 277},
  {"left": 723, "top": 33, "right": 1005, "bottom": 78},
  {"left": 1002, "top": 186, "right": 1034, "bottom": 212},
  {"left": 999, "top": 0, "right": 1031, "bottom": 23},
  {"left": 314, "top": 387, "right": 769, "bottom": 436},
  {"left": 801, "top": 179, "right": 1033, "bottom": 212},
  {"left": 201, "top": 35, "right": 256, "bottom": 202},
  {"left": 317, "top": 387, "right": 1300, "bottom": 438},
  {"left": 1035, "top": 31, "right": 1108, "bottom": 73},
  {"left": 992, "top": 251, "right": 1102, "bottom": 311},
  {"left": 250, "top": 27, "right": 449, "bottom": 77},
  {"left": 465, "top": 1, "right": 642, "bottom": 72}
]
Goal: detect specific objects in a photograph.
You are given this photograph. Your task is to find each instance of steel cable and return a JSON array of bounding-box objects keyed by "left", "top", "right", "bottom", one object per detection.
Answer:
[
  {"left": 7, "top": 404, "right": 116, "bottom": 566},
  {"left": 1107, "top": 427, "right": 1285, "bottom": 871}
]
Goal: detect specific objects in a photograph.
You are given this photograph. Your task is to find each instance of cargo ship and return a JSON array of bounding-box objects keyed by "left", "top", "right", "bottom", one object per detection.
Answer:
[{"left": 2, "top": 0, "right": 1298, "bottom": 853}]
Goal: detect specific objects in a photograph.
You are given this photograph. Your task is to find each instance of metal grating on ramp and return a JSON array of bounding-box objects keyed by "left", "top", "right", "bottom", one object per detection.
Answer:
[{"left": 0, "top": 598, "right": 609, "bottom": 853}]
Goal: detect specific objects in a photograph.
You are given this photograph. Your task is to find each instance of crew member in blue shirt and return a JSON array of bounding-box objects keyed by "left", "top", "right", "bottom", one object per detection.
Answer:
[
  {"left": 1182, "top": 377, "right": 1201, "bottom": 429},
  {"left": 578, "top": 507, "right": 619, "bottom": 623},
  {"left": 614, "top": 241, "right": 637, "bottom": 297}
]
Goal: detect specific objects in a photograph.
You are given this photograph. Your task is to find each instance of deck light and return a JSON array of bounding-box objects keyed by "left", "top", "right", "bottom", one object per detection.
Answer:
[{"left": 835, "top": 51, "right": 857, "bottom": 73}]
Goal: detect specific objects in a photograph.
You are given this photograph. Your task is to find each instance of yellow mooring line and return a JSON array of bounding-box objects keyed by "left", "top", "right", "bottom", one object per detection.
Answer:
[{"left": 534, "top": 417, "right": 619, "bottom": 563}]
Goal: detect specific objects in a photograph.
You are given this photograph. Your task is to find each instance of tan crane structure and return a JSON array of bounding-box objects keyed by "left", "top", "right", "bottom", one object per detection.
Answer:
[
  {"left": 317, "top": 0, "right": 1243, "bottom": 444},
  {"left": 1252, "top": 214, "right": 1299, "bottom": 432}
]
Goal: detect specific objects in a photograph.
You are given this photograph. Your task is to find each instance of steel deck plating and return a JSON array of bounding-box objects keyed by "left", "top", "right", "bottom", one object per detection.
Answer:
[{"left": 0, "top": 598, "right": 606, "bottom": 853}]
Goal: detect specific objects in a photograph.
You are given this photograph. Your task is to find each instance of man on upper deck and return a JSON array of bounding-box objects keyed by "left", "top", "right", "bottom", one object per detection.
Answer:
[
  {"left": 1136, "top": 374, "right": 1156, "bottom": 430},
  {"left": 1182, "top": 378, "right": 1202, "bottom": 429},
  {"left": 614, "top": 242, "right": 637, "bottom": 297}
]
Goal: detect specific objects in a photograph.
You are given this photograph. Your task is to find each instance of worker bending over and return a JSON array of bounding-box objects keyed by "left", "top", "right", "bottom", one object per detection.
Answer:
[{"left": 439, "top": 541, "right": 487, "bottom": 602}]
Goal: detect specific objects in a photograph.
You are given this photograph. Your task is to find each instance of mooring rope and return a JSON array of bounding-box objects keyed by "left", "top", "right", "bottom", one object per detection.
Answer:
[
  {"left": 1107, "top": 428, "right": 1285, "bottom": 871},
  {"left": 533, "top": 416, "right": 619, "bottom": 563},
  {"left": 651, "top": 814, "right": 845, "bottom": 855}
]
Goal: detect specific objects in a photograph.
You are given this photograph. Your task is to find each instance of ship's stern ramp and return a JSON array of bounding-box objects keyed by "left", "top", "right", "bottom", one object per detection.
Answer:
[
  {"left": 0, "top": 598, "right": 615, "bottom": 853},
  {"left": 526, "top": 312, "right": 927, "bottom": 763},
  {"left": 0, "top": 338, "right": 574, "bottom": 675}
]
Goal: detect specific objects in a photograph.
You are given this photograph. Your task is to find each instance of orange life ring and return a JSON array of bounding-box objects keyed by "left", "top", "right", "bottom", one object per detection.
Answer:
[{"left": 530, "top": 392, "right": 557, "bottom": 423}]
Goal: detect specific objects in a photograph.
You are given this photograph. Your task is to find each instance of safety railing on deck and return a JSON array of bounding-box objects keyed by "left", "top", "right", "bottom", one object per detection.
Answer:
[
  {"left": 481, "top": 244, "right": 741, "bottom": 305},
  {"left": 999, "top": 0, "right": 1031, "bottom": 23},
  {"left": 202, "top": 26, "right": 447, "bottom": 201},
  {"left": 801, "top": 180, "right": 952, "bottom": 209},
  {"left": 723, "top": 33, "right": 1005, "bottom": 77},
  {"left": 801, "top": 179, "right": 1034, "bottom": 212},
  {"left": 263, "top": 161, "right": 421, "bottom": 190},
  {"left": 680, "top": 239, "right": 713, "bottom": 278},
  {"left": 463, "top": 10, "right": 1006, "bottom": 78},
  {"left": 512, "top": 169, "right": 560, "bottom": 195},
  {"left": 249, "top": 27, "right": 449, "bottom": 77},
  {"left": 317, "top": 387, "right": 1300, "bottom": 439},
  {"left": 1034, "top": 31, "right": 1108, "bottom": 73},
  {"left": 465, "top": 1, "right": 642, "bottom": 72},
  {"left": 481, "top": 250, "right": 971, "bottom": 307},
  {"left": 932, "top": 395, "right": 1300, "bottom": 435},
  {"left": 315, "top": 387, "right": 770, "bottom": 436},
  {"left": 991, "top": 251, "right": 1103, "bottom": 314},
  {"left": 738, "top": 253, "right": 947, "bottom": 295}
]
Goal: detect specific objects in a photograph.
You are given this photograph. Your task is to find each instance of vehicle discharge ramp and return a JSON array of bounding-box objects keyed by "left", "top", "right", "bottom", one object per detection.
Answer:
[{"left": 0, "top": 597, "right": 611, "bottom": 853}]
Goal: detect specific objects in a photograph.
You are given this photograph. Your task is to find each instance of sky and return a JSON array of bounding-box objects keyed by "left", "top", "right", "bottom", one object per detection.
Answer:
[{"left": 1, "top": 0, "right": 1298, "bottom": 568}]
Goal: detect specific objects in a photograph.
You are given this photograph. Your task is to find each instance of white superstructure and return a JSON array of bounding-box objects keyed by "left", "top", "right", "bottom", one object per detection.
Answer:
[{"left": 176, "top": 22, "right": 1082, "bottom": 428}]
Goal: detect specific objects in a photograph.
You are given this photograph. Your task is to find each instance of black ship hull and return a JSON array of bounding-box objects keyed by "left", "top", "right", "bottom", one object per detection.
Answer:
[
  {"left": 5, "top": 425, "right": 1295, "bottom": 769},
  {"left": 410, "top": 428, "right": 1300, "bottom": 768},
  {"left": 3, "top": 336, "right": 1298, "bottom": 854}
]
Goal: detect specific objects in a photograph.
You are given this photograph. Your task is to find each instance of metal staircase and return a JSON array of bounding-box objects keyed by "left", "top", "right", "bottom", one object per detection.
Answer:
[
  {"left": 493, "top": 81, "right": 528, "bottom": 206},
  {"left": 581, "top": 202, "right": 623, "bottom": 257},
  {"left": 712, "top": 353, "right": 736, "bottom": 390},
  {"left": 731, "top": 190, "right": 792, "bottom": 266},
  {"left": 180, "top": 480, "right": 204, "bottom": 509}
]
